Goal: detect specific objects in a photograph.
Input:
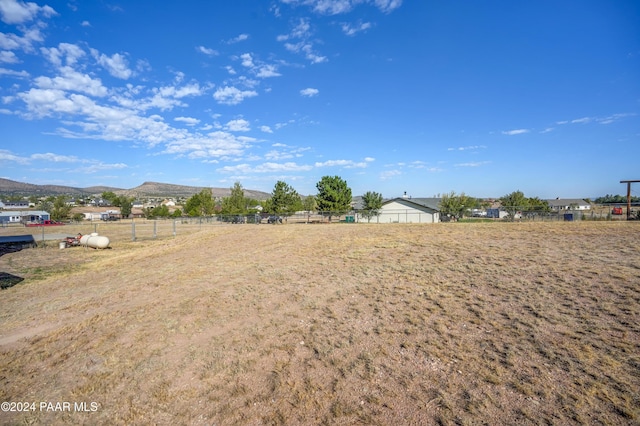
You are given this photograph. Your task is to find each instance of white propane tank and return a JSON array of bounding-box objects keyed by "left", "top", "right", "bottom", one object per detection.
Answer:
[{"left": 80, "top": 233, "right": 110, "bottom": 249}]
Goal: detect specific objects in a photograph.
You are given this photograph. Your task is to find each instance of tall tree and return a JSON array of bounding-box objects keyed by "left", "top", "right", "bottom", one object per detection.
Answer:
[
  {"left": 51, "top": 195, "right": 72, "bottom": 221},
  {"left": 361, "top": 191, "right": 383, "bottom": 223},
  {"left": 315, "top": 176, "right": 352, "bottom": 222},
  {"left": 220, "top": 182, "right": 247, "bottom": 215},
  {"left": 118, "top": 196, "right": 134, "bottom": 218},
  {"left": 184, "top": 188, "right": 214, "bottom": 216},
  {"left": 302, "top": 195, "right": 317, "bottom": 213},
  {"left": 499, "top": 190, "right": 529, "bottom": 220},
  {"left": 101, "top": 191, "right": 118, "bottom": 205},
  {"left": 527, "top": 197, "right": 550, "bottom": 213},
  {"left": 438, "top": 191, "right": 474, "bottom": 221},
  {"left": 265, "top": 181, "right": 302, "bottom": 216}
]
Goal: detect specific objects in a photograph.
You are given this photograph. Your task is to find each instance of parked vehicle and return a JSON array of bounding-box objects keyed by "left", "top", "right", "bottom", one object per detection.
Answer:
[
  {"left": 25, "top": 220, "right": 64, "bottom": 227},
  {"left": 267, "top": 215, "right": 283, "bottom": 224},
  {"left": 612, "top": 207, "right": 623, "bottom": 215}
]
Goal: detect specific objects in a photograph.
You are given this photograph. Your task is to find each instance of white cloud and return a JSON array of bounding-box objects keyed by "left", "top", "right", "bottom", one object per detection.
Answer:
[
  {"left": 598, "top": 113, "right": 635, "bottom": 124},
  {"left": 0, "top": 25, "right": 46, "bottom": 52},
  {"left": 380, "top": 169, "right": 401, "bottom": 180},
  {"left": 571, "top": 117, "right": 591, "bottom": 124},
  {"left": 341, "top": 21, "right": 372, "bottom": 36},
  {"left": 219, "top": 161, "right": 313, "bottom": 174},
  {"left": 240, "top": 53, "right": 254, "bottom": 68},
  {"left": 30, "top": 152, "right": 82, "bottom": 162},
  {"left": 557, "top": 113, "right": 635, "bottom": 126},
  {"left": 41, "top": 43, "right": 86, "bottom": 66},
  {"left": 213, "top": 86, "right": 258, "bottom": 105},
  {"left": 163, "top": 131, "right": 256, "bottom": 159},
  {"left": 315, "top": 159, "right": 368, "bottom": 168},
  {"left": 76, "top": 162, "right": 128, "bottom": 173},
  {"left": 260, "top": 125, "right": 273, "bottom": 133},
  {"left": 373, "top": 0, "right": 403, "bottom": 13},
  {"left": 226, "top": 33, "right": 249, "bottom": 44},
  {"left": 0, "top": 0, "right": 57, "bottom": 24},
  {"left": 0, "top": 148, "right": 29, "bottom": 164},
  {"left": 256, "top": 64, "right": 281, "bottom": 78},
  {"left": 196, "top": 45, "right": 218, "bottom": 56},
  {"left": 34, "top": 66, "right": 108, "bottom": 97},
  {"left": 454, "top": 161, "right": 490, "bottom": 167},
  {"left": 0, "top": 66, "right": 28, "bottom": 77},
  {"left": 81, "top": 20, "right": 90, "bottom": 27},
  {"left": 90, "top": 49, "right": 132, "bottom": 79},
  {"left": 501, "top": 129, "right": 529, "bottom": 136},
  {"left": 447, "top": 145, "right": 487, "bottom": 151},
  {"left": 238, "top": 53, "right": 281, "bottom": 78},
  {"left": 364, "top": 157, "right": 375, "bottom": 162},
  {"left": 225, "top": 118, "right": 251, "bottom": 132},
  {"left": 278, "top": 18, "right": 327, "bottom": 63},
  {"left": 300, "top": 87, "right": 319, "bottom": 97},
  {"left": 175, "top": 116, "right": 200, "bottom": 126},
  {"left": 0, "top": 50, "right": 18, "bottom": 63},
  {"left": 279, "top": 0, "right": 402, "bottom": 15}
]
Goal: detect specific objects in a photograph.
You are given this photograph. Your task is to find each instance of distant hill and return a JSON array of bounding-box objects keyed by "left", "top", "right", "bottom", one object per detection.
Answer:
[
  {"left": 116, "top": 181, "right": 270, "bottom": 200},
  {"left": 0, "top": 178, "right": 122, "bottom": 196},
  {"left": 0, "top": 178, "right": 270, "bottom": 200}
]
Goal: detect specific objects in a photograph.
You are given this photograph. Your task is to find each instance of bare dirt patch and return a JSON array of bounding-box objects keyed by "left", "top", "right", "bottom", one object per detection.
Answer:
[{"left": 1, "top": 222, "right": 639, "bottom": 425}]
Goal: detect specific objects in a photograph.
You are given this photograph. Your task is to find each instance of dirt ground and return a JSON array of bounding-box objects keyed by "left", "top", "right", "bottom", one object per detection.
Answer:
[{"left": 0, "top": 222, "right": 639, "bottom": 425}]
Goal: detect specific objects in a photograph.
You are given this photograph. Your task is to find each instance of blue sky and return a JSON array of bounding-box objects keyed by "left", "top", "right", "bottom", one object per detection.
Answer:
[{"left": 1, "top": 0, "right": 638, "bottom": 199}]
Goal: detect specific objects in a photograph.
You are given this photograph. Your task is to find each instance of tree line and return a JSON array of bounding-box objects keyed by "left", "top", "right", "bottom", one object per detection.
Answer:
[
  {"left": 6, "top": 179, "right": 633, "bottom": 223},
  {"left": 181, "top": 176, "right": 363, "bottom": 222}
]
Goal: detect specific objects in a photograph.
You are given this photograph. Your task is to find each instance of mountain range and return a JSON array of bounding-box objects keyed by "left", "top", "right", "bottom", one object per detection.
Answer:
[{"left": 0, "top": 178, "right": 271, "bottom": 200}]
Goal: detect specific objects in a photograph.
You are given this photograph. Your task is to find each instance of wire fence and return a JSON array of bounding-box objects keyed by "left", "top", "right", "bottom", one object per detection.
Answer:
[{"left": 1, "top": 205, "right": 637, "bottom": 247}]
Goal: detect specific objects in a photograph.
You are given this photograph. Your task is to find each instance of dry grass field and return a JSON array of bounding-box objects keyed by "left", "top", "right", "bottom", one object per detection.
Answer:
[{"left": 1, "top": 222, "right": 639, "bottom": 425}]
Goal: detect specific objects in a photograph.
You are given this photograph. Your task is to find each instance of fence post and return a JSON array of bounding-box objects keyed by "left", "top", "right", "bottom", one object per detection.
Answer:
[
  {"left": 153, "top": 220, "right": 157, "bottom": 239},
  {"left": 173, "top": 220, "right": 177, "bottom": 237},
  {"left": 131, "top": 221, "right": 136, "bottom": 241}
]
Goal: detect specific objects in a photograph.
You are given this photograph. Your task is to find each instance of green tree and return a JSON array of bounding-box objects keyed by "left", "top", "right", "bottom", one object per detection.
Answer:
[
  {"left": 220, "top": 182, "right": 248, "bottom": 215},
  {"left": 438, "top": 191, "right": 474, "bottom": 221},
  {"left": 184, "top": 188, "right": 215, "bottom": 216},
  {"left": 36, "top": 197, "right": 53, "bottom": 214},
  {"left": 154, "top": 205, "right": 170, "bottom": 218},
  {"left": 499, "top": 190, "right": 529, "bottom": 220},
  {"left": 315, "top": 176, "right": 352, "bottom": 222},
  {"left": 265, "top": 181, "right": 302, "bottom": 216},
  {"left": 302, "top": 196, "right": 316, "bottom": 212},
  {"left": 361, "top": 191, "right": 383, "bottom": 223},
  {"left": 118, "top": 196, "right": 134, "bottom": 218},
  {"left": 101, "top": 191, "right": 118, "bottom": 205},
  {"left": 526, "top": 197, "right": 550, "bottom": 213},
  {"left": 51, "top": 195, "right": 72, "bottom": 221}
]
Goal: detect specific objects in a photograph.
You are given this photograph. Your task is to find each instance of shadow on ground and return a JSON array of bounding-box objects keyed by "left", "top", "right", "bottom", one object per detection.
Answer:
[{"left": 1, "top": 244, "right": 26, "bottom": 289}]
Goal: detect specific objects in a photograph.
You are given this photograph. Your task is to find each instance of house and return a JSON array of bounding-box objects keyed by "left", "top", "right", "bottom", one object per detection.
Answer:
[
  {"left": 0, "top": 211, "right": 24, "bottom": 225},
  {"left": 91, "top": 198, "right": 111, "bottom": 207},
  {"left": 546, "top": 198, "right": 591, "bottom": 211},
  {"left": 1, "top": 201, "right": 30, "bottom": 210},
  {"left": 0, "top": 210, "right": 51, "bottom": 225},
  {"left": 358, "top": 197, "right": 440, "bottom": 223}
]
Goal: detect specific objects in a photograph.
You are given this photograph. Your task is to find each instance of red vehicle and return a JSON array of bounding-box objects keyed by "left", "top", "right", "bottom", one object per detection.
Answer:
[
  {"left": 25, "top": 220, "right": 65, "bottom": 227},
  {"left": 611, "top": 207, "right": 623, "bottom": 216}
]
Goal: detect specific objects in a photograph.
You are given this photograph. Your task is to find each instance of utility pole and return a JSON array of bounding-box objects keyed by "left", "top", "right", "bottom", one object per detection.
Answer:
[{"left": 620, "top": 180, "right": 640, "bottom": 220}]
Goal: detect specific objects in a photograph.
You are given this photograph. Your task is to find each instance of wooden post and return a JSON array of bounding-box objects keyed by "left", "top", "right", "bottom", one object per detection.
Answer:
[{"left": 620, "top": 180, "right": 640, "bottom": 220}]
